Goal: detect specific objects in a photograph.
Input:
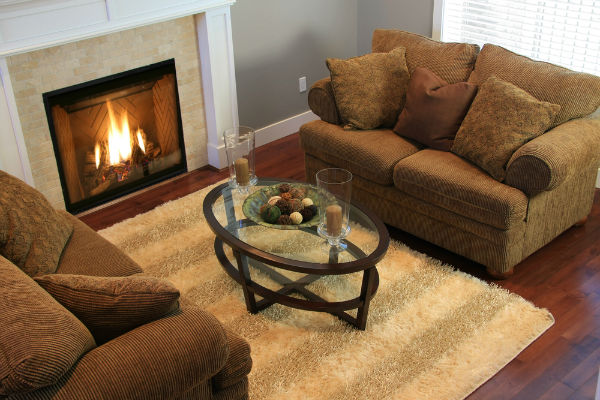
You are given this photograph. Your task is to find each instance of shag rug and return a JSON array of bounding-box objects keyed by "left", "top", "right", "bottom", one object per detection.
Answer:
[{"left": 99, "top": 182, "right": 554, "bottom": 400}]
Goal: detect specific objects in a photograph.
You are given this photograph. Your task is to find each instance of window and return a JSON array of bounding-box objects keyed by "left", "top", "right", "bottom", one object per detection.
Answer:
[{"left": 433, "top": 0, "right": 600, "bottom": 76}]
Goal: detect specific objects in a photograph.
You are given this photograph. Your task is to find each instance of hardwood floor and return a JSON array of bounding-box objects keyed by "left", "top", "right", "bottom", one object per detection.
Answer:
[{"left": 79, "top": 133, "right": 600, "bottom": 399}]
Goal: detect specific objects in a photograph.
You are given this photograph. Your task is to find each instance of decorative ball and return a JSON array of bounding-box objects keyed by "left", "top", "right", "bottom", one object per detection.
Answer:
[
  {"left": 281, "top": 192, "right": 293, "bottom": 201},
  {"left": 268, "top": 195, "right": 281, "bottom": 205},
  {"left": 301, "top": 197, "right": 313, "bottom": 207},
  {"left": 259, "top": 203, "right": 270, "bottom": 215},
  {"left": 307, "top": 204, "right": 318, "bottom": 215},
  {"left": 260, "top": 204, "right": 281, "bottom": 223},
  {"left": 290, "top": 211, "right": 303, "bottom": 225},
  {"left": 278, "top": 183, "right": 291, "bottom": 193},
  {"left": 277, "top": 215, "right": 292, "bottom": 225},
  {"left": 275, "top": 199, "right": 293, "bottom": 215},
  {"left": 300, "top": 207, "right": 314, "bottom": 221},
  {"left": 289, "top": 187, "right": 305, "bottom": 199},
  {"left": 289, "top": 198, "right": 303, "bottom": 213}
]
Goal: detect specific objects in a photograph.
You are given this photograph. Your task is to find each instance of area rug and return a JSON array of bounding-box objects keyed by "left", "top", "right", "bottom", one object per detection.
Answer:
[{"left": 99, "top": 181, "right": 554, "bottom": 400}]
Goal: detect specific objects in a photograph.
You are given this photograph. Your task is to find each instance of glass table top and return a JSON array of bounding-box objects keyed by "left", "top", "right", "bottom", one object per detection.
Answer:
[{"left": 208, "top": 178, "right": 382, "bottom": 265}]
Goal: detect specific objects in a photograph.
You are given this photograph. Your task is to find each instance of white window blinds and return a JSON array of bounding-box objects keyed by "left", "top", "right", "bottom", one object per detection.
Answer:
[{"left": 438, "top": 0, "right": 600, "bottom": 76}]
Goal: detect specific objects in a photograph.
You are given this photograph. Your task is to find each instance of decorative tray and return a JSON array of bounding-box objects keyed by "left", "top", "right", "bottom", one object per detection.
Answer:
[{"left": 242, "top": 183, "right": 322, "bottom": 230}]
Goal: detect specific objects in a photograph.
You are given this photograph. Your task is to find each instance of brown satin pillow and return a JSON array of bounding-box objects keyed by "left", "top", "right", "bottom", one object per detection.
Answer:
[
  {"left": 451, "top": 76, "right": 560, "bottom": 181},
  {"left": 393, "top": 67, "right": 478, "bottom": 151},
  {"left": 326, "top": 47, "right": 410, "bottom": 130},
  {"left": 35, "top": 274, "right": 180, "bottom": 345},
  {"left": 0, "top": 170, "right": 73, "bottom": 277}
]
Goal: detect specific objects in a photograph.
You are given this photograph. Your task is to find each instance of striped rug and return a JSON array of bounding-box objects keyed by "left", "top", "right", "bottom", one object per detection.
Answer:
[{"left": 99, "top": 182, "right": 554, "bottom": 400}]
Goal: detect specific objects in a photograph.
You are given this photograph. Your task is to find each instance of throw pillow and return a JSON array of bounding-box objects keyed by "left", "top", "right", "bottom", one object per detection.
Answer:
[
  {"left": 0, "top": 256, "right": 96, "bottom": 396},
  {"left": 326, "top": 47, "right": 410, "bottom": 130},
  {"left": 371, "top": 29, "right": 480, "bottom": 84},
  {"left": 34, "top": 274, "right": 181, "bottom": 345},
  {"left": 469, "top": 44, "right": 600, "bottom": 128},
  {"left": 451, "top": 76, "right": 560, "bottom": 181},
  {"left": 0, "top": 170, "right": 73, "bottom": 277},
  {"left": 393, "top": 67, "right": 478, "bottom": 151}
]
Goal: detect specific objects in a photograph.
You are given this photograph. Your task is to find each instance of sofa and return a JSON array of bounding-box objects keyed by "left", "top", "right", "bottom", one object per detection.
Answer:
[
  {"left": 0, "top": 170, "right": 251, "bottom": 399},
  {"left": 300, "top": 29, "right": 600, "bottom": 278}
]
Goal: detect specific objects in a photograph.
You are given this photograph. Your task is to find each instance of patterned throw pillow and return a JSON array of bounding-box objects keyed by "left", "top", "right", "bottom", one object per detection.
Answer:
[
  {"left": 0, "top": 256, "right": 96, "bottom": 396},
  {"left": 327, "top": 47, "right": 410, "bottom": 130},
  {"left": 451, "top": 76, "right": 560, "bottom": 181},
  {"left": 393, "top": 67, "right": 478, "bottom": 151},
  {"left": 35, "top": 274, "right": 180, "bottom": 345},
  {"left": 0, "top": 171, "right": 73, "bottom": 277}
]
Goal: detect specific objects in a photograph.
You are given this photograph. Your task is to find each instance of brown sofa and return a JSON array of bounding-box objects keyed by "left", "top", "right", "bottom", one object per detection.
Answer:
[
  {"left": 300, "top": 29, "right": 600, "bottom": 277},
  {"left": 1, "top": 171, "right": 251, "bottom": 399}
]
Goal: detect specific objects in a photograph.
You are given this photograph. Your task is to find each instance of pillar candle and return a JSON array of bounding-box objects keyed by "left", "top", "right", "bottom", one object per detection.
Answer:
[
  {"left": 234, "top": 157, "right": 250, "bottom": 185},
  {"left": 326, "top": 204, "right": 343, "bottom": 236}
]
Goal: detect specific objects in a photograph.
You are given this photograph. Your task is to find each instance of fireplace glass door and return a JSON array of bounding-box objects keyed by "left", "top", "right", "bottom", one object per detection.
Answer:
[{"left": 44, "top": 59, "right": 186, "bottom": 213}]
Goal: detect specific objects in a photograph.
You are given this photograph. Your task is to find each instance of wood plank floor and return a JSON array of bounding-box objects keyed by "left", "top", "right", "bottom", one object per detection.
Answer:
[{"left": 80, "top": 133, "right": 600, "bottom": 400}]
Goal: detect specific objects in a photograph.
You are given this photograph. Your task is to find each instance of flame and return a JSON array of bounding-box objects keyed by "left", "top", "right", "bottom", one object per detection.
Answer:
[
  {"left": 136, "top": 129, "right": 146, "bottom": 154},
  {"left": 106, "top": 101, "right": 132, "bottom": 165},
  {"left": 94, "top": 143, "right": 100, "bottom": 169}
]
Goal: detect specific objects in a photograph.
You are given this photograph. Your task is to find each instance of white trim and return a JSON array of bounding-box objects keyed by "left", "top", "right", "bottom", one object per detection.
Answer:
[
  {"left": 596, "top": 168, "right": 600, "bottom": 189},
  {"left": 432, "top": 0, "right": 444, "bottom": 41},
  {"left": 208, "top": 110, "right": 319, "bottom": 169},
  {"left": 0, "top": 57, "right": 33, "bottom": 185}
]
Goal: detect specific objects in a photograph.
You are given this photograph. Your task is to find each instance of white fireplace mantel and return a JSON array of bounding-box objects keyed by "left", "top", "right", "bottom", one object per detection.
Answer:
[{"left": 0, "top": 0, "right": 238, "bottom": 186}]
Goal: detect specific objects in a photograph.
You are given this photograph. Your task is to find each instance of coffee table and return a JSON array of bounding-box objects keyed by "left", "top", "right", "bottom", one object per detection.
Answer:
[{"left": 202, "top": 178, "right": 389, "bottom": 330}]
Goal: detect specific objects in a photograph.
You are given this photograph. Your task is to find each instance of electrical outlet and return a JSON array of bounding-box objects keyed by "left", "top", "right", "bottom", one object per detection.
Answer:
[{"left": 299, "top": 76, "right": 307, "bottom": 93}]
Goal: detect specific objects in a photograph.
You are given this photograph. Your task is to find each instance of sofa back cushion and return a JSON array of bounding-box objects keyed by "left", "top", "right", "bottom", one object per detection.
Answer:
[
  {"left": 393, "top": 67, "right": 478, "bottom": 151},
  {"left": 0, "top": 256, "right": 96, "bottom": 396},
  {"left": 326, "top": 47, "right": 410, "bottom": 130},
  {"left": 0, "top": 170, "right": 73, "bottom": 277},
  {"left": 35, "top": 274, "right": 181, "bottom": 345},
  {"left": 451, "top": 76, "right": 560, "bottom": 181},
  {"left": 372, "top": 29, "right": 480, "bottom": 84},
  {"left": 468, "top": 44, "right": 600, "bottom": 127}
]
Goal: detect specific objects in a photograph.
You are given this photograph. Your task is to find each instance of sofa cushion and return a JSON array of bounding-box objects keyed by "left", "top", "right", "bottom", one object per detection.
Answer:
[
  {"left": 57, "top": 212, "right": 142, "bottom": 277},
  {"left": 0, "top": 256, "right": 96, "bottom": 396},
  {"left": 0, "top": 170, "right": 73, "bottom": 277},
  {"left": 300, "top": 120, "right": 421, "bottom": 185},
  {"left": 326, "top": 47, "right": 410, "bottom": 129},
  {"left": 34, "top": 273, "right": 180, "bottom": 345},
  {"left": 393, "top": 67, "right": 478, "bottom": 151},
  {"left": 393, "top": 149, "right": 529, "bottom": 230},
  {"left": 452, "top": 76, "right": 560, "bottom": 181},
  {"left": 468, "top": 44, "right": 600, "bottom": 128},
  {"left": 372, "top": 29, "right": 480, "bottom": 84}
]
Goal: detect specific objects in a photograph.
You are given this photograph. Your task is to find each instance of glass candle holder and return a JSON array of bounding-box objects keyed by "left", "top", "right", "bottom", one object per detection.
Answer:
[
  {"left": 316, "top": 168, "right": 352, "bottom": 250},
  {"left": 223, "top": 126, "right": 257, "bottom": 193}
]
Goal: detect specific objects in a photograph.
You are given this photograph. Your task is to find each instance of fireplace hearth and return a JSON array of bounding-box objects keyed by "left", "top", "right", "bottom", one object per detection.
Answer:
[{"left": 43, "top": 59, "right": 186, "bottom": 213}]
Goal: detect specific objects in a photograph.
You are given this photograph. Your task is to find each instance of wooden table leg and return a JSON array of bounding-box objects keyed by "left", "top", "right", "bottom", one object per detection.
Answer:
[
  {"left": 234, "top": 249, "right": 258, "bottom": 313},
  {"left": 355, "top": 267, "right": 376, "bottom": 330}
]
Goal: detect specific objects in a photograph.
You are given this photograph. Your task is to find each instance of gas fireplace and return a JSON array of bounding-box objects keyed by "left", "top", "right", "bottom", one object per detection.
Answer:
[{"left": 43, "top": 59, "right": 186, "bottom": 213}]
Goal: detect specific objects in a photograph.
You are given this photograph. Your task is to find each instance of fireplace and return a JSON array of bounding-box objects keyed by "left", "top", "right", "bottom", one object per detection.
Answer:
[{"left": 43, "top": 59, "right": 186, "bottom": 213}]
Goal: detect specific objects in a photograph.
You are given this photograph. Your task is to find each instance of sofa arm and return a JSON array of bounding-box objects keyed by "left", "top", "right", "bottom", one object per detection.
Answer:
[
  {"left": 505, "top": 117, "right": 600, "bottom": 195},
  {"left": 308, "top": 77, "right": 341, "bottom": 125},
  {"left": 15, "top": 308, "right": 230, "bottom": 400}
]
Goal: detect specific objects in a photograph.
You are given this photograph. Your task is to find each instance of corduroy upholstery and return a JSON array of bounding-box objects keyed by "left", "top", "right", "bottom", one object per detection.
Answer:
[
  {"left": 301, "top": 30, "right": 600, "bottom": 275},
  {"left": 2, "top": 174, "right": 251, "bottom": 399}
]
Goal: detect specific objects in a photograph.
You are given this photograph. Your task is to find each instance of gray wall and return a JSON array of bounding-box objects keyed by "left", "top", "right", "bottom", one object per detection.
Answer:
[
  {"left": 230, "top": 0, "right": 434, "bottom": 130},
  {"left": 357, "top": 0, "right": 434, "bottom": 55},
  {"left": 230, "top": 0, "right": 357, "bottom": 130}
]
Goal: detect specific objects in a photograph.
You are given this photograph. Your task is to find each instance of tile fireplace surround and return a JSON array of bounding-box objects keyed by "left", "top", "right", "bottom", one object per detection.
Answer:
[{"left": 0, "top": 0, "right": 239, "bottom": 209}]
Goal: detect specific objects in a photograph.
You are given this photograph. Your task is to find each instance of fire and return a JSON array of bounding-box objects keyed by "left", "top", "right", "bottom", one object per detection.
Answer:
[{"left": 94, "top": 101, "right": 146, "bottom": 169}]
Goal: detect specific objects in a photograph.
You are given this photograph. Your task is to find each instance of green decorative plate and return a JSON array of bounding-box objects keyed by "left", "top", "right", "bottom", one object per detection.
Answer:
[{"left": 242, "top": 183, "right": 322, "bottom": 230}]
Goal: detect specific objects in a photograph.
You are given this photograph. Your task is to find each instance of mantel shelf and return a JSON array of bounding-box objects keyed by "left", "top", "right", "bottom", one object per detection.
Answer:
[{"left": 0, "top": 0, "right": 234, "bottom": 56}]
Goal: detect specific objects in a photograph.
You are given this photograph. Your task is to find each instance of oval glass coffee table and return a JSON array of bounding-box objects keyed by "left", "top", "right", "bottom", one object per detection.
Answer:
[{"left": 203, "top": 178, "right": 390, "bottom": 330}]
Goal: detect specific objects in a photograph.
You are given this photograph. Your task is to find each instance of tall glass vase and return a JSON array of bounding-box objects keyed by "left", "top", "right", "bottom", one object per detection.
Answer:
[
  {"left": 316, "top": 168, "right": 352, "bottom": 251},
  {"left": 223, "top": 126, "right": 257, "bottom": 193}
]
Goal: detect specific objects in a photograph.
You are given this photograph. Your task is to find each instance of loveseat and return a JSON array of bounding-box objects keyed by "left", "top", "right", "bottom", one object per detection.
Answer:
[
  {"left": 0, "top": 170, "right": 251, "bottom": 399},
  {"left": 300, "top": 29, "right": 600, "bottom": 277}
]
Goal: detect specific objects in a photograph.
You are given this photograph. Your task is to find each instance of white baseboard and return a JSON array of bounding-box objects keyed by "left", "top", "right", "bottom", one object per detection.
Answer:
[
  {"left": 597, "top": 168, "right": 600, "bottom": 189},
  {"left": 255, "top": 110, "right": 318, "bottom": 147}
]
